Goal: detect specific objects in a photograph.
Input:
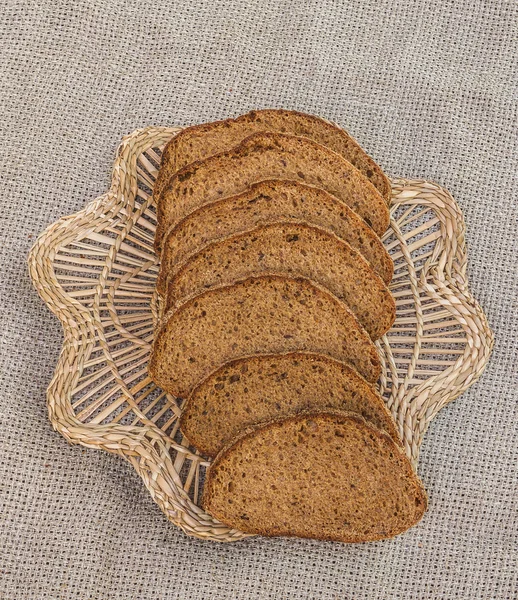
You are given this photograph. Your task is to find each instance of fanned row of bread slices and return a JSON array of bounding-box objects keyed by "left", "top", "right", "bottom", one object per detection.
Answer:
[{"left": 149, "top": 109, "right": 427, "bottom": 543}]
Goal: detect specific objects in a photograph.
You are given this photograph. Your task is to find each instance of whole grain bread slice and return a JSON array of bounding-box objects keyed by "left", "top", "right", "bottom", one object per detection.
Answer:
[
  {"left": 180, "top": 352, "right": 401, "bottom": 458},
  {"left": 201, "top": 410, "right": 427, "bottom": 542},
  {"left": 148, "top": 275, "right": 381, "bottom": 398},
  {"left": 163, "top": 222, "right": 395, "bottom": 340},
  {"left": 154, "top": 133, "right": 389, "bottom": 251},
  {"left": 154, "top": 109, "right": 391, "bottom": 205},
  {"left": 156, "top": 180, "right": 393, "bottom": 294}
]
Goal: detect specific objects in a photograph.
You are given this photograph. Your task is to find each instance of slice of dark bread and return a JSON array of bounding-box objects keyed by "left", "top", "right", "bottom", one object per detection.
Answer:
[
  {"left": 202, "top": 411, "right": 427, "bottom": 542},
  {"left": 156, "top": 180, "right": 393, "bottom": 294},
  {"left": 154, "top": 109, "right": 391, "bottom": 205},
  {"left": 148, "top": 275, "right": 381, "bottom": 398},
  {"left": 163, "top": 222, "right": 396, "bottom": 340},
  {"left": 154, "top": 133, "right": 389, "bottom": 251},
  {"left": 180, "top": 352, "right": 401, "bottom": 457}
]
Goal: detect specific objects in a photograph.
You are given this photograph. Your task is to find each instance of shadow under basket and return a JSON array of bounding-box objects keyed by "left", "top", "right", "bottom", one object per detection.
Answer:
[{"left": 28, "top": 126, "right": 493, "bottom": 542}]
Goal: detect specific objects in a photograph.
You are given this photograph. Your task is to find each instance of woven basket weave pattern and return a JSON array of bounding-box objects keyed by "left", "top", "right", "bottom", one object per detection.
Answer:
[{"left": 28, "top": 127, "right": 493, "bottom": 542}]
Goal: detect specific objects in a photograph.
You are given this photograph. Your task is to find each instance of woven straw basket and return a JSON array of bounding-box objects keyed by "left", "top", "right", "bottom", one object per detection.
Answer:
[{"left": 28, "top": 126, "right": 493, "bottom": 542}]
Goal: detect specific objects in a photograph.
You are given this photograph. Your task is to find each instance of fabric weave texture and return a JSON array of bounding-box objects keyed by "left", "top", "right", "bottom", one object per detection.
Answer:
[{"left": 1, "top": 1, "right": 517, "bottom": 598}]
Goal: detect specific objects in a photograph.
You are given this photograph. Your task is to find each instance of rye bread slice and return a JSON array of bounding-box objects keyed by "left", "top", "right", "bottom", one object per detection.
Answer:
[
  {"left": 156, "top": 180, "right": 393, "bottom": 294},
  {"left": 154, "top": 109, "right": 391, "bottom": 205},
  {"left": 148, "top": 275, "right": 381, "bottom": 398},
  {"left": 154, "top": 132, "right": 389, "bottom": 251},
  {"left": 163, "top": 222, "right": 396, "bottom": 340},
  {"left": 180, "top": 352, "right": 401, "bottom": 458},
  {"left": 201, "top": 411, "right": 427, "bottom": 542}
]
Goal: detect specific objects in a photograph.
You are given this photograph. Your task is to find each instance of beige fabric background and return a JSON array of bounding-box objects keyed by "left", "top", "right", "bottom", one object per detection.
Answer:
[{"left": 1, "top": 0, "right": 517, "bottom": 598}]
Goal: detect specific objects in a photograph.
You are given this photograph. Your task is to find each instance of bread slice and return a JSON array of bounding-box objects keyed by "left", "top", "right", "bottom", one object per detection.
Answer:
[
  {"left": 156, "top": 180, "right": 393, "bottom": 294},
  {"left": 180, "top": 352, "right": 401, "bottom": 458},
  {"left": 148, "top": 275, "right": 381, "bottom": 398},
  {"left": 154, "top": 109, "right": 391, "bottom": 205},
  {"left": 202, "top": 411, "right": 427, "bottom": 542},
  {"left": 154, "top": 133, "right": 389, "bottom": 251},
  {"left": 163, "top": 222, "right": 396, "bottom": 340}
]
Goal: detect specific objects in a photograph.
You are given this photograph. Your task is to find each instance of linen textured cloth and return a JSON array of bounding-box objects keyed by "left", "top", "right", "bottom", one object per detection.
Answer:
[{"left": 1, "top": 1, "right": 517, "bottom": 598}]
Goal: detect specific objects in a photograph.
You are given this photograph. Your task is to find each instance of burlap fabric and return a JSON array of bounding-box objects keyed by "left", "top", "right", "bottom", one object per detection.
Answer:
[{"left": 1, "top": 1, "right": 516, "bottom": 598}]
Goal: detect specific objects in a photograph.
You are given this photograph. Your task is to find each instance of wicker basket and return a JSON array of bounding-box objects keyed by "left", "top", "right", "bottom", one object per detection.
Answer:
[{"left": 28, "top": 126, "right": 493, "bottom": 542}]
